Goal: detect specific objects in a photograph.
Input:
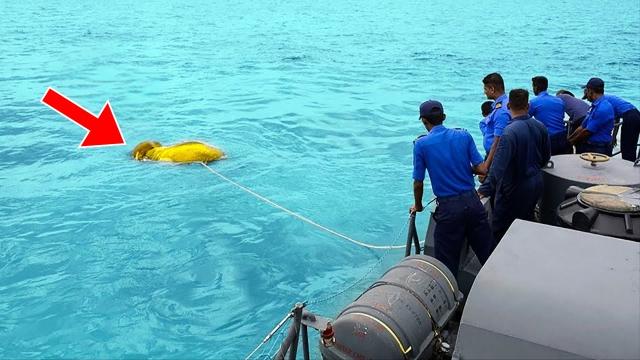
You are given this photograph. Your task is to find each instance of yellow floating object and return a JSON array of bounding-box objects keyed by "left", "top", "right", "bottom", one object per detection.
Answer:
[{"left": 132, "top": 141, "right": 225, "bottom": 163}]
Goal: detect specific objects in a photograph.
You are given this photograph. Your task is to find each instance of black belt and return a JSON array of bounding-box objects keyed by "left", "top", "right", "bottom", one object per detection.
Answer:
[
  {"left": 436, "top": 190, "right": 477, "bottom": 204},
  {"left": 586, "top": 141, "right": 610, "bottom": 146},
  {"left": 550, "top": 130, "right": 567, "bottom": 137}
]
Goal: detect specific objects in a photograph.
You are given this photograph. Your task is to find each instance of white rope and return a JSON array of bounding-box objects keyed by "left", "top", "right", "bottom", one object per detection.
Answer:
[
  {"left": 306, "top": 215, "right": 412, "bottom": 306},
  {"left": 200, "top": 163, "right": 406, "bottom": 250}
]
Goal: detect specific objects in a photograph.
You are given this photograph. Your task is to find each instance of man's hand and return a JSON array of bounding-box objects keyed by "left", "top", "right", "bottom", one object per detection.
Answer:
[
  {"left": 477, "top": 191, "right": 487, "bottom": 199},
  {"left": 472, "top": 162, "right": 488, "bottom": 176},
  {"left": 410, "top": 204, "right": 424, "bottom": 214}
]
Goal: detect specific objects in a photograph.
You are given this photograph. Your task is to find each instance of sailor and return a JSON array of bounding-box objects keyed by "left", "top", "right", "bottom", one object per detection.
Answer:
[
  {"left": 556, "top": 89, "right": 590, "bottom": 138},
  {"left": 479, "top": 100, "right": 494, "bottom": 156},
  {"left": 480, "top": 73, "right": 512, "bottom": 171},
  {"left": 603, "top": 93, "right": 640, "bottom": 161},
  {"left": 131, "top": 140, "right": 225, "bottom": 163},
  {"left": 478, "top": 89, "right": 551, "bottom": 243},
  {"left": 529, "top": 76, "right": 570, "bottom": 155},
  {"left": 568, "top": 78, "right": 615, "bottom": 155},
  {"left": 410, "top": 100, "right": 493, "bottom": 277}
]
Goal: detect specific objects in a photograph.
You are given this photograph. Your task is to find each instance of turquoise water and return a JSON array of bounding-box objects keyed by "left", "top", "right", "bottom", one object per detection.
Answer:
[{"left": 1, "top": 0, "right": 639, "bottom": 358}]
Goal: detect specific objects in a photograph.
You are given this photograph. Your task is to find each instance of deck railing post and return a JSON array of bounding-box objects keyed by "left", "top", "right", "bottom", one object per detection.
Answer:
[
  {"left": 274, "top": 303, "right": 304, "bottom": 360},
  {"left": 288, "top": 303, "right": 303, "bottom": 360},
  {"left": 406, "top": 213, "right": 421, "bottom": 256},
  {"left": 301, "top": 324, "right": 310, "bottom": 360}
]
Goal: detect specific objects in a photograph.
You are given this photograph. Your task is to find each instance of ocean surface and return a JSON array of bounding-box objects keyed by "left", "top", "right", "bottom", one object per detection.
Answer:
[{"left": 1, "top": 0, "right": 639, "bottom": 358}]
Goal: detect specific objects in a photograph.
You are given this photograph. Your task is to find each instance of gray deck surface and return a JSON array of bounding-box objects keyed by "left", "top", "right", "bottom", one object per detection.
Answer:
[{"left": 454, "top": 219, "right": 640, "bottom": 360}]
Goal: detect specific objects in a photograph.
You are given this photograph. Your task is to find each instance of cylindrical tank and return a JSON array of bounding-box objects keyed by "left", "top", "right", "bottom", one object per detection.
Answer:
[
  {"left": 540, "top": 154, "right": 640, "bottom": 225},
  {"left": 320, "top": 255, "right": 461, "bottom": 360},
  {"left": 557, "top": 185, "right": 640, "bottom": 241}
]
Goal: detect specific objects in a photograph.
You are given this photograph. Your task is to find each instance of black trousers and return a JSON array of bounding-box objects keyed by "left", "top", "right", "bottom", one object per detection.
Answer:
[
  {"left": 620, "top": 108, "right": 640, "bottom": 161},
  {"left": 550, "top": 131, "right": 571, "bottom": 155},
  {"left": 492, "top": 175, "right": 543, "bottom": 243},
  {"left": 433, "top": 191, "right": 494, "bottom": 277},
  {"left": 576, "top": 142, "right": 612, "bottom": 156},
  {"left": 568, "top": 116, "right": 585, "bottom": 136}
]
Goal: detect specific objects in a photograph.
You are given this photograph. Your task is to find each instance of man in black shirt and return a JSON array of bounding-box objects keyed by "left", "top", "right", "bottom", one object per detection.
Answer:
[{"left": 478, "top": 89, "right": 551, "bottom": 243}]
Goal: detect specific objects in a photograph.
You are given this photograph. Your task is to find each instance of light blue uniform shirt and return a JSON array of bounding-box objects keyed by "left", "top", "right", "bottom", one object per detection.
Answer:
[
  {"left": 603, "top": 95, "right": 637, "bottom": 118},
  {"left": 583, "top": 97, "right": 615, "bottom": 144},
  {"left": 483, "top": 94, "right": 512, "bottom": 151},
  {"left": 413, "top": 125, "right": 483, "bottom": 198},
  {"left": 479, "top": 115, "right": 491, "bottom": 154},
  {"left": 529, "top": 91, "right": 566, "bottom": 135}
]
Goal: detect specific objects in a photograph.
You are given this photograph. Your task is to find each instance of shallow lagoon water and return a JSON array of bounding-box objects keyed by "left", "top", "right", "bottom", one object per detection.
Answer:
[{"left": 1, "top": 0, "right": 639, "bottom": 358}]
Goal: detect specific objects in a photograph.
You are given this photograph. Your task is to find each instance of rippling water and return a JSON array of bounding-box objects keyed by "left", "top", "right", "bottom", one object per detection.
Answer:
[{"left": 1, "top": 0, "right": 639, "bottom": 358}]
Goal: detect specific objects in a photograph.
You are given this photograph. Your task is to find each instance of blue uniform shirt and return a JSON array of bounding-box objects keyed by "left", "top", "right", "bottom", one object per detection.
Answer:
[
  {"left": 583, "top": 97, "right": 615, "bottom": 144},
  {"left": 603, "top": 95, "right": 637, "bottom": 118},
  {"left": 479, "top": 115, "right": 491, "bottom": 153},
  {"left": 529, "top": 91, "right": 566, "bottom": 135},
  {"left": 483, "top": 94, "right": 512, "bottom": 150},
  {"left": 413, "top": 125, "right": 483, "bottom": 198}
]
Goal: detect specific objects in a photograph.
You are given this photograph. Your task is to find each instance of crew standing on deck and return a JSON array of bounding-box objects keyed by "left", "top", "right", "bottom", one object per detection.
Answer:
[
  {"left": 410, "top": 100, "right": 493, "bottom": 277},
  {"left": 603, "top": 93, "right": 640, "bottom": 161},
  {"left": 556, "top": 89, "right": 590, "bottom": 140},
  {"left": 529, "top": 76, "right": 570, "bottom": 155},
  {"left": 481, "top": 73, "right": 512, "bottom": 172},
  {"left": 478, "top": 89, "right": 551, "bottom": 243},
  {"left": 568, "top": 78, "right": 615, "bottom": 155}
]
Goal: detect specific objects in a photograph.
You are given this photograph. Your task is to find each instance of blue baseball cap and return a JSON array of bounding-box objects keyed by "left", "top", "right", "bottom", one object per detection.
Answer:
[
  {"left": 581, "top": 77, "right": 605, "bottom": 90},
  {"left": 419, "top": 100, "right": 444, "bottom": 118},
  {"left": 581, "top": 77, "right": 605, "bottom": 99}
]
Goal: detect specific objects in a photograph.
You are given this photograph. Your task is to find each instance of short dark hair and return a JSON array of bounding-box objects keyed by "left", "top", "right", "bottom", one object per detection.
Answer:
[
  {"left": 532, "top": 76, "right": 548, "bottom": 91},
  {"left": 556, "top": 89, "right": 575, "bottom": 97},
  {"left": 509, "top": 89, "right": 529, "bottom": 110},
  {"left": 483, "top": 72, "right": 505, "bottom": 91},
  {"left": 481, "top": 101, "right": 493, "bottom": 116},
  {"left": 422, "top": 113, "right": 445, "bottom": 125}
]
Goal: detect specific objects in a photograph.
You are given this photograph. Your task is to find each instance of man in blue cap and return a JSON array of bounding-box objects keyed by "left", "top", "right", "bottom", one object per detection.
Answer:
[
  {"left": 568, "top": 78, "right": 615, "bottom": 155},
  {"left": 410, "top": 100, "right": 493, "bottom": 277},
  {"left": 478, "top": 89, "right": 551, "bottom": 243},
  {"left": 603, "top": 93, "right": 640, "bottom": 161},
  {"left": 529, "top": 76, "right": 570, "bottom": 155}
]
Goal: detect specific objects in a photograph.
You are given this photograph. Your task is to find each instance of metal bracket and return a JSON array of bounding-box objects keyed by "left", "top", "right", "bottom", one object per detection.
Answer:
[{"left": 301, "top": 310, "right": 334, "bottom": 332}]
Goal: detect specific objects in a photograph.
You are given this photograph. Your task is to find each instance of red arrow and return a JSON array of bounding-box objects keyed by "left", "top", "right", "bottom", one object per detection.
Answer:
[{"left": 41, "top": 87, "right": 126, "bottom": 147}]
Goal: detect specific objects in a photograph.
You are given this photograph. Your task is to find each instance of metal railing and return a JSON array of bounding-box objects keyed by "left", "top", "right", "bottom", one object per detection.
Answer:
[
  {"left": 274, "top": 303, "right": 307, "bottom": 360},
  {"left": 254, "top": 216, "right": 424, "bottom": 359},
  {"left": 405, "top": 213, "right": 422, "bottom": 256}
]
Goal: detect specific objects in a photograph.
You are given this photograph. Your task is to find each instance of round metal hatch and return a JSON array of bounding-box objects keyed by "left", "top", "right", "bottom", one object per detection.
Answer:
[
  {"left": 557, "top": 185, "right": 640, "bottom": 241},
  {"left": 577, "top": 185, "right": 640, "bottom": 214}
]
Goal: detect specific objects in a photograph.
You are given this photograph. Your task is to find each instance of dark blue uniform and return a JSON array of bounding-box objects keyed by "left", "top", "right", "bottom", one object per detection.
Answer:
[
  {"left": 577, "top": 97, "right": 615, "bottom": 155},
  {"left": 604, "top": 95, "right": 640, "bottom": 161},
  {"left": 483, "top": 115, "right": 551, "bottom": 242},
  {"left": 413, "top": 125, "right": 493, "bottom": 276},
  {"left": 529, "top": 91, "right": 570, "bottom": 155}
]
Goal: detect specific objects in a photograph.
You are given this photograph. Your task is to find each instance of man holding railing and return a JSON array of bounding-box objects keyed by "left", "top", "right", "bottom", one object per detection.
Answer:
[
  {"left": 568, "top": 78, "right": 615, "bottom": 156},
  {"left": 410, "top": 100, "right": 493, "bottom": 277}
]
